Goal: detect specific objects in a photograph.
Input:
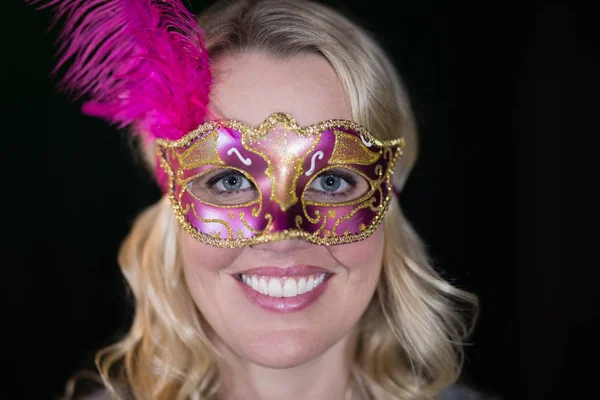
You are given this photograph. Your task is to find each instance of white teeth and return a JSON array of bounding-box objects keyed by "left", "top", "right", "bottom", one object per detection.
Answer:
[
  {"left": 283, "top": 278, "right": 297, "bottom": 297},
  {"left": 240, "top": 273, "right": 327, "bottom": 298},
  {"left": 297, "top": 277, "right": 307, "bottom": 295},
  {"left": 258, "top": 278, "right": 269, "bottom": 295},
  {"left": 268, "top": 278, "right": 283, "bottom": 297}
]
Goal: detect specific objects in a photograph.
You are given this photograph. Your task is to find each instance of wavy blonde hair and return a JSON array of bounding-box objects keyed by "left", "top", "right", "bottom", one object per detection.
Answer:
[{"left": 68, "top": 1, "right": 478, "bottom": 399}]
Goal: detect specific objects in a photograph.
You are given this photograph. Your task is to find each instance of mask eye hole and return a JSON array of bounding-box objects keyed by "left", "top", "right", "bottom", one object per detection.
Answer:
[
  {"left": 304, "top": 168, "right": 369, "bottom": 203},
  {"left": 187, "top": 168, "right": 259, "bottom": 206}
]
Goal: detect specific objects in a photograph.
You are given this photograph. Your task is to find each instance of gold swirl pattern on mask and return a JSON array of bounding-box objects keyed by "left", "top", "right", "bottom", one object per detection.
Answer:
[
  {"left": 239, "top": 211, "right": 274, "bottom": 235},
  {"left": 172, "top": 205, "right": 391, "bottom": 247},
  {"left": 304, "top": 208, "right": 322, "bottom": 225},
  {"left": 190, "top": 203, "right": 233, "bottom": 240},
  {"left": 331, "top": 196, "right": 378, "bottom": 237},
  {"left": 383, "top": 147, "right": 395, "bottom": 164},
  {"left": 180, "top": 202, "right": 191, "bottom": 216},
  {"left": 329, "top": 129, "right": 381, "bottom": 165},
  {"left": 176, "top": 130, "right": 223, "bottom": 170},
  {"left": 295, "top": 215, "right": 304, "bottom": 230},
  {"left": 177, "top": 171, "right": 189, "bottom": 215},
  {"left": 313, "top": 209, "right": 336, "bottom": 236},
  {"left": 370, "top": 185, "right": 385, "bottom": 212},
  {"left": 369, "top": 165, "right": 385, "bottom": 212}
]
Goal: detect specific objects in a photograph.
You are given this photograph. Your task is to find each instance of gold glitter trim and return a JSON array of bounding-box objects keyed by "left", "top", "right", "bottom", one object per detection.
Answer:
[
  {"left": 329, "top": 129, "right": 381, "bottom": 165},
  {"left": 155, "top": 113, "right": 404, "bottom": 149},
  {"left": 177, "top": 130, "right": 223, "bottom": 170}
]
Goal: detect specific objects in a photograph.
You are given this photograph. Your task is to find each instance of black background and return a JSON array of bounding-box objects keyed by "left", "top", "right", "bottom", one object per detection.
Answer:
[{"left": 3, "top": 1, "right": 597, "bottom": 399}]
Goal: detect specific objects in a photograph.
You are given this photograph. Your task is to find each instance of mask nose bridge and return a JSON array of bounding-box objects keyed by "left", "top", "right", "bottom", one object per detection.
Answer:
[{"left": 262, "top": 193, "right": 305, "bottom": 233}]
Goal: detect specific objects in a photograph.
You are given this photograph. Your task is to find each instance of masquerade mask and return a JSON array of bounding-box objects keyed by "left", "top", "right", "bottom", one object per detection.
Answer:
[{"left": 157, "top": 112, "right": 405, "bottom": 247}]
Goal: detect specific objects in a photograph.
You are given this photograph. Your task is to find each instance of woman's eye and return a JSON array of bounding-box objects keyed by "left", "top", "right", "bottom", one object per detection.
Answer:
[
  {"left": 213, "top": 172, "right": 252, "bottom": 191},
  {"left": 305, "top": 169, "right": 369, "bottom": 203},
  {"left": 187, "top": 169, "right": 258, "bottom": 205},
  {"left": 314, "top": 174, "right": 349, "bottom": 193}
]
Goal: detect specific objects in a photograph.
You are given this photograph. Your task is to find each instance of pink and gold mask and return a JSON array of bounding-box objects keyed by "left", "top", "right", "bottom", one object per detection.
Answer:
[{"left": 156, "top": 112, "right": 405, "bottom": 247}]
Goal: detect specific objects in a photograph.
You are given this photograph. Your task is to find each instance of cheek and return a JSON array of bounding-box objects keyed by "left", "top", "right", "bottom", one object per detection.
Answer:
[
  {"left": 329, "top": 224, "right": 385, "bottom": 277},
  {"left": 178, "top": 228, "right": 243, "bottom": 311},
  {"left": 179, "top": 228, "right": 241, "bottom": 274}
]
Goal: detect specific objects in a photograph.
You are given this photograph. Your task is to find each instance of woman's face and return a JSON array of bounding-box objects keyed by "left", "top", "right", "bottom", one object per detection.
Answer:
[{"left": 180, "top": 51, "right": 384, "bottom": 368}]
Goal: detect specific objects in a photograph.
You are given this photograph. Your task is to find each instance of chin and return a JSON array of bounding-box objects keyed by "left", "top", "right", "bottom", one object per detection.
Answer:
[{"left": 237, "top": 329, "right": 330, "bottom": 369}]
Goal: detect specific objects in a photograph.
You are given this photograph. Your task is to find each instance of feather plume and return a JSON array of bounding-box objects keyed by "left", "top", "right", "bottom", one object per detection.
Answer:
[{"left": 27, "top": 0, "right": 212, "bottom": 141}]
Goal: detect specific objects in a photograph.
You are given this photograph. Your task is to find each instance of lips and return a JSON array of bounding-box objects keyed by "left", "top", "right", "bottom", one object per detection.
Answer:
[{"left": 234, "top": 265, "right": 332, "bottom": 312}]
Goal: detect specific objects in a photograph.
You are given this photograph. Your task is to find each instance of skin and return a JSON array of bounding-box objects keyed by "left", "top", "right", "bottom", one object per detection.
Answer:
[{"left": 179, "top": 50, "right": 385, "bottom": 400}]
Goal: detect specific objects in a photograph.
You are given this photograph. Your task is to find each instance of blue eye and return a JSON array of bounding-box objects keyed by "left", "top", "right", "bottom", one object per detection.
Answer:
[
  {"left": 317, "top": 175, "right": 344, "bottom": 192},
  {"left": 309, "top": 170, "right": 357, "bottom": 194},
  {"left": 304, "top": 169, "right": 368, "bottom": 203},
  {"left": 188, "top": 169, "right": 259, "bottom": 206},
  {"left": 223, "top": 175, "right": 241, "bottom": 190},
  {"left": 209, "top": 171, "right": 253, "bottom": 191}
]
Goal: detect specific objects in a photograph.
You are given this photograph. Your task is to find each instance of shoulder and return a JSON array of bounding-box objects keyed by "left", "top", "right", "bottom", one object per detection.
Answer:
[
  {"left": 78, "top": 388, "right": 131, "bottom": 400},
  {"left": 81, "top": 383, "right": 501, "bottom": 400},
  {"left": 80, "top": 391, "right": 110, "bottom": 400},
  {"left": 78, "top": 387, "right": 134, "bottom": 400},
  {"left": 441, "top": 384, "right": 502, "bottom": 400},
  {"left": 75, "top": 379, "right": 499, "bottom": 399}
]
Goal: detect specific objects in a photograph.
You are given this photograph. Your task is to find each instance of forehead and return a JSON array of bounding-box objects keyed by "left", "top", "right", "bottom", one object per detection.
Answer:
[{"left": 207, "top": 51, "right": 352, "bottom": 127}]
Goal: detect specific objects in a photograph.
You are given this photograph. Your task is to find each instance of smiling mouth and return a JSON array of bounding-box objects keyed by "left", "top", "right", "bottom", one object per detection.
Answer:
[{"left": 235, "top": 273, "right": 331, "bottom": 298}]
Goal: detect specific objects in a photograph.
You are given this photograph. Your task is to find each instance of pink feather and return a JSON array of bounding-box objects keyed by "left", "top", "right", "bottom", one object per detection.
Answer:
[{"left": 27, "top": 0, "right": 212, "bottom": 141}]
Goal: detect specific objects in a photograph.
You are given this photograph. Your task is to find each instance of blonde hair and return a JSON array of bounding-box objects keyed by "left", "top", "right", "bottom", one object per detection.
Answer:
[{"left": 70, "top": 0, "right": 478, "bottom": 399}]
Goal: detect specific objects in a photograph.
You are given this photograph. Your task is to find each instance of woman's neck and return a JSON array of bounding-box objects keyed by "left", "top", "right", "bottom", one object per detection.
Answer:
[{"left": 215, "top": 328, "right": 359, "bottom": 400}]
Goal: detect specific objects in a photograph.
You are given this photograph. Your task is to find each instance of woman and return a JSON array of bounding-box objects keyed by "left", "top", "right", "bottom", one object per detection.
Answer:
[{"left": 32, "top": 0, "right": 482, "bottom": 398}]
